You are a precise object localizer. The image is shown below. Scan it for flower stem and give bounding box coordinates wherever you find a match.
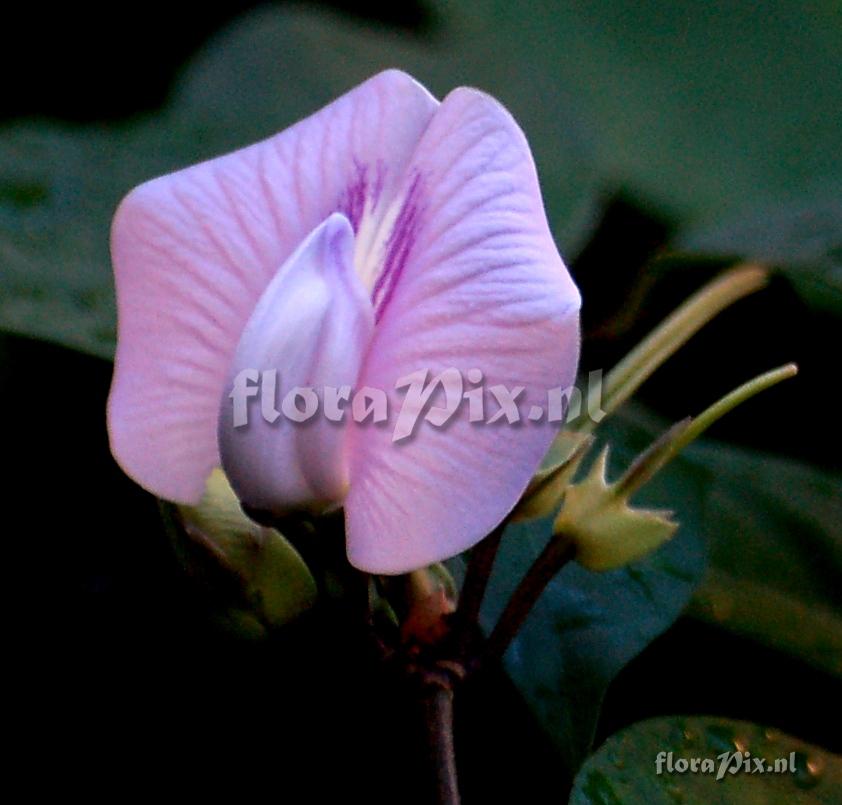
[455,524,505,657]
[673,363,798,452]
[485,532,576,660]
[421,677,460,805]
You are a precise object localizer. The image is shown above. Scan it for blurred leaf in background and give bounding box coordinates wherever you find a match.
[680,197,842,316]
[6,1,840,358]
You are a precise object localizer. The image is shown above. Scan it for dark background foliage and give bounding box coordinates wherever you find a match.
[4,2,840,801]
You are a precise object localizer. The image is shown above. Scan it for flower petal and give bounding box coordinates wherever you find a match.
[219,213,373,514]
[108,70,438,503]
[345,88,581,574]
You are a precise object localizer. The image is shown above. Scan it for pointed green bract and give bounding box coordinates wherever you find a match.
[554,364,797,571]
[554,447,678,571]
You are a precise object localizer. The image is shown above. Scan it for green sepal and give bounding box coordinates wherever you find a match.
[171,469,318,634]
[512,432,594,522]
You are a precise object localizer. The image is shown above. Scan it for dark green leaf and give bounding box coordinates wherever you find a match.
[571,716,842,804]
[481,413,708,774]
[480,390,841,771]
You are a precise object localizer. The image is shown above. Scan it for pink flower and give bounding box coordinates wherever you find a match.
[107,70,580,574]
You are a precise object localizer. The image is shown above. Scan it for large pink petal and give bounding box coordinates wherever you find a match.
[108,70,438,503]
[218,213,373,514]
[345,88,581,574]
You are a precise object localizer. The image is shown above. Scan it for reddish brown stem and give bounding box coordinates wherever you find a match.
[421,677,460,805]
[485,533,575,660]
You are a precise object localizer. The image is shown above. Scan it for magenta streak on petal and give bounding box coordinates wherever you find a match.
[370,172,423,323]
[338,159,369,232]
[371,159,387,209]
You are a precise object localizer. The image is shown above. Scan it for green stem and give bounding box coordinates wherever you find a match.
[573,263,768,434]
[673,363,798,452]
[616,362,798,499]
